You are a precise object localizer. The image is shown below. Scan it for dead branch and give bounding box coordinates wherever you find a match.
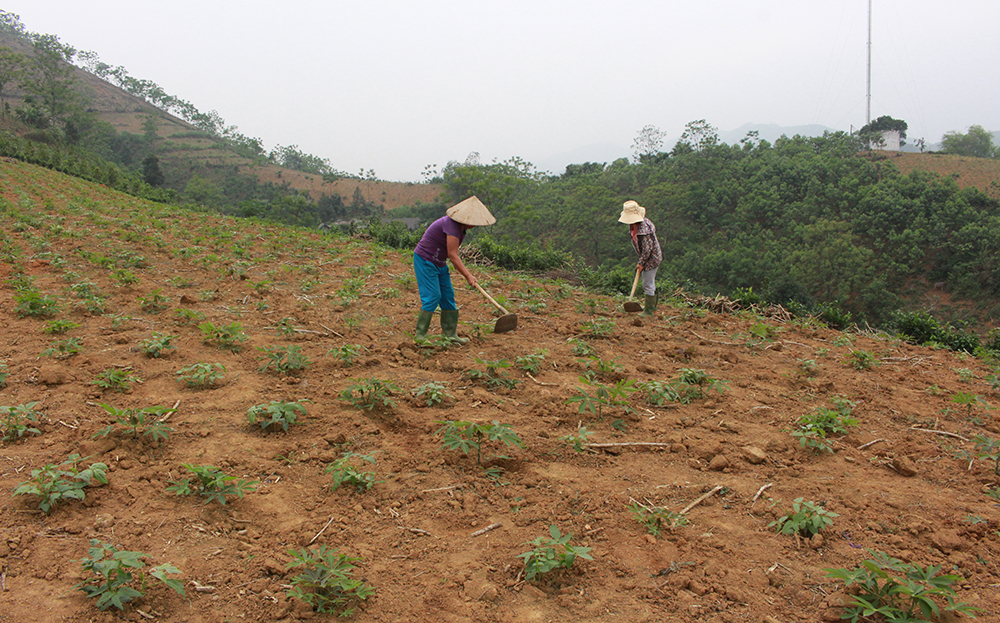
[309,515,336,545]
[680,485,724,515]
[910,427,968,442]
[401,526,433,537]
[858,438,888,450]
[526,373,558,387]
[750,483,773,505]
[585,442,672,449]
[471,522,502,537]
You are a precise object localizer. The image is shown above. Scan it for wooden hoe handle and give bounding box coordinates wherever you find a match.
[475,283,510,315]
[629,266,642,300]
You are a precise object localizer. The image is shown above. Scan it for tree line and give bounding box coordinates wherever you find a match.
[418,122,1000,333]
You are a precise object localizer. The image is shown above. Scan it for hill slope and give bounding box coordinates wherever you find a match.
[1,156,999,621]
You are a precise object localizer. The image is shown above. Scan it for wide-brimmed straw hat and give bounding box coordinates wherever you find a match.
[618,200,646,224]
[447,196,496,226]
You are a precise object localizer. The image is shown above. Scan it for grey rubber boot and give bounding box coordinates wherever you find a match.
[439,310,469,344]
[414,310,434,343]
[639,292,658,316]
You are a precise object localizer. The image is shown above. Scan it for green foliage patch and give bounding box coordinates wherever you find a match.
[74,539,185,611]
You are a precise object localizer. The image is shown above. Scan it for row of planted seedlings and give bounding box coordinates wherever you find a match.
[0,226,392,616]
[6,316,992,618]
[335,332,991,622]
[1,303,732,617]
[4,196,993,618]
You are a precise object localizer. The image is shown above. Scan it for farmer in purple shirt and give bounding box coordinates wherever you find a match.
[619,200,663,317]
[413,196,496,343]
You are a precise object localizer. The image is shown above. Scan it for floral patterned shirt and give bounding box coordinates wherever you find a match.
[629,218,662,270]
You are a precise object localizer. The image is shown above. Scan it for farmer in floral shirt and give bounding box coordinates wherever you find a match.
[618,200,662,316]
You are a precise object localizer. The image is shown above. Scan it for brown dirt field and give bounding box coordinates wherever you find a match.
[879,151,1000,199]
[1,160,999,623]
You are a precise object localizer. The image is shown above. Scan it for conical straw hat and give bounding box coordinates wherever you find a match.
[447,196,496,226]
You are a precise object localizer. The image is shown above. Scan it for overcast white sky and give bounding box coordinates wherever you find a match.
[8,1,1000,181]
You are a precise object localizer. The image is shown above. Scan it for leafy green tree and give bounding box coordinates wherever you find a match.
[675,119,719,152]
[941,125,997,158]
[859,115,908,146]
[632,124,666,162]
[441,154,542,220]
[21,33,81,129]
[141,155,165,187]
[0,47,26,119]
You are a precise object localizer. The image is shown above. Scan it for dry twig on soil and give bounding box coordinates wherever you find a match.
[680,485,724,515]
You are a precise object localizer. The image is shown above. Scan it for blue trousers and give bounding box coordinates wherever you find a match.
[414,253,457,312]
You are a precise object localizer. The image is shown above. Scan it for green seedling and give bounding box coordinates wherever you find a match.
[198,321,248,351]
[846,349,878,370]
[559,425,595,453]
[676,368,728,400]
[173,308,205,325]
[247,400,310,432]
[0,402,42,442]
[973,435,1000,475]
[515,350,548,375]
[258,345,312,374]
[578,355,624,382]
[327,344,368,366]
[825,550,979,622]
[139,333,176,358]
[463,358,521,390]
[951,392,990,419]
[74,539,185,611]
[138,288,170,313]
[954,368,975,383]
[341,378,399,411]
[112,268,139,287]
[413,381,452,407]
[0,362,6,389]
[566,377,636,420]
[580,318,616,338]
[518,525,593,581]
[41,337,82,359]
[628,502,690,536]
[795,358,820,377]
[792,396,858,453]
[325,453,380,493]
[436,420,523,465]
[44,319,80,334]
[166,463,258,506]
[90,368,141,392]
[637,380,682,406]
[92,403,175,444]
[14,290,60,317]
[770,498,838,537]
[13,453,108,514]
[175,362,226,388]
[567,338,597,357]
[286,545,374,617]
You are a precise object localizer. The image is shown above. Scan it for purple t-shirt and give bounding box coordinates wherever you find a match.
[414,216,465,267]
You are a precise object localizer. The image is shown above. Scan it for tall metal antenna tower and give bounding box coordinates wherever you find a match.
[866,0,872,125]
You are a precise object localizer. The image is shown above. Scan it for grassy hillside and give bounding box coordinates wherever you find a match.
[1,160,999,623]
[0,27,442,211]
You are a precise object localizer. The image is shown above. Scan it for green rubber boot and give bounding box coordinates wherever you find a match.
[440,309,469,344]
[639,292,658,317]
[414,310,434,343]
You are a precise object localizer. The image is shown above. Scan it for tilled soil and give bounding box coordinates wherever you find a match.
[1,160,998,623]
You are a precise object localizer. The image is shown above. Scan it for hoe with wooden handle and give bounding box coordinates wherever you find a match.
[624,266,643,313]
[474,283,518,333]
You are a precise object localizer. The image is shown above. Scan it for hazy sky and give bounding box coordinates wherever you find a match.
[9,1,1000,181]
